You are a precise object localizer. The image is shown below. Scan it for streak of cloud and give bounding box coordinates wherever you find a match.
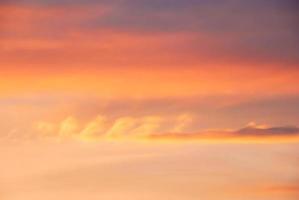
[149,122,299,142]
[34,113,194,141]
[34,115,299,142]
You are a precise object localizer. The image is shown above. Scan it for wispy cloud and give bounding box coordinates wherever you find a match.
[149,122,299,142]
[34,115,299,142]
[34,113,195,141]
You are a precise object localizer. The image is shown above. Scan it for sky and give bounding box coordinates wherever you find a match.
[0,0,299,140]
[0,0,299,199]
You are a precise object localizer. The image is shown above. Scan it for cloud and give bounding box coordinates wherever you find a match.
[236,122,299,136]
[171,114,194,133]
[3,94,299,142]
[34,113,194,141]
[58,117,80,138]
[148,122,299,142]
[106,117,137,138]
[34,115,299,142]
[79,115,108,139]
[130,116,163,136]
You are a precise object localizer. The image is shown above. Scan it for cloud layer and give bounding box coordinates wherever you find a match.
[34,114,299,142]
[148,122,299,142]
[35,113,194,141]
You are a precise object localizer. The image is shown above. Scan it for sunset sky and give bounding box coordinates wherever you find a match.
[0,0,299,199]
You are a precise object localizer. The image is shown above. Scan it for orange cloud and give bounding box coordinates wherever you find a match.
[148,123,299,143]
[34,113,193,141]
[34,115,299,143]
[80,115,108,139]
